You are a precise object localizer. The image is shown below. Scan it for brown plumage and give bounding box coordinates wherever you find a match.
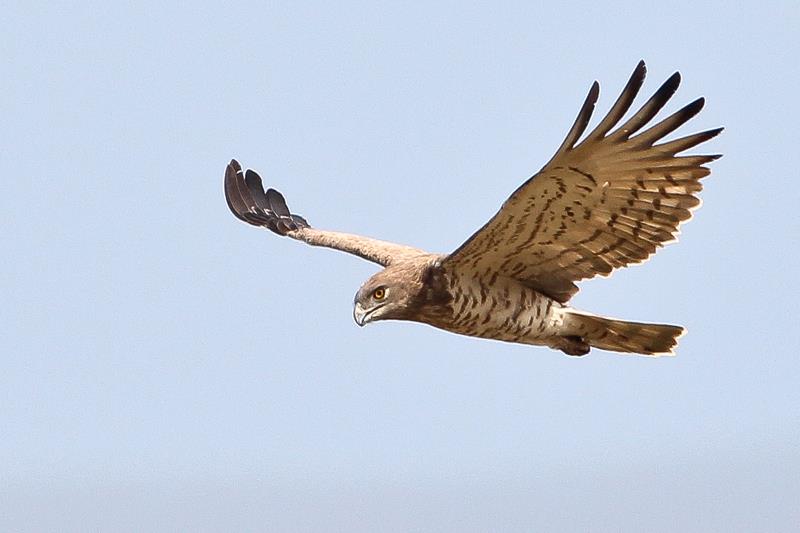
[225,61,721,357]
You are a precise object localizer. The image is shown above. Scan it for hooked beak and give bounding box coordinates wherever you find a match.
[353,303,369,327]
[353,302,385,327]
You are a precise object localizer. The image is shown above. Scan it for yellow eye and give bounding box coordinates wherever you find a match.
[372,287,386,300]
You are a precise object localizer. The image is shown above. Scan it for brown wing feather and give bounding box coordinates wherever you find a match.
[224,160,427,266]
[443,62,722,302]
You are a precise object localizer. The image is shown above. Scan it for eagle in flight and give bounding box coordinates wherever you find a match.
[225,61,721,356]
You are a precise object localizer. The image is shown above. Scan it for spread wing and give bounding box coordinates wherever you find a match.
[442,61,722,302]
[224,159,427,266]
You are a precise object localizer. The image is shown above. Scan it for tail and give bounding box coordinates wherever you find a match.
[562,310,685,356]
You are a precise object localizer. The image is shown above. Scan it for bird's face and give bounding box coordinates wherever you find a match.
[353,273,415,326]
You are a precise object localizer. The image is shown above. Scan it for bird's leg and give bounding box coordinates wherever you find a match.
[550,335,591,357]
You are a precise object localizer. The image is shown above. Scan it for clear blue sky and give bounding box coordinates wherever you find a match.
[2,2,798,531]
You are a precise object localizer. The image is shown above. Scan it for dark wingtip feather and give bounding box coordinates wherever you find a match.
[632,97,709,147]
[551,80,600,159]
[266,188,291,217]
[291,214,310,228]
[665,71,681,92]
[224,160,250,222]
[609,70,683,140]
[244,169,270,210]
[684,96,705,116]
[223,160,310,235]
[631,60,647,85]
[653,126,724,155]
[582,61,649,144]
[696,127,724,140]
[651,71,682,110]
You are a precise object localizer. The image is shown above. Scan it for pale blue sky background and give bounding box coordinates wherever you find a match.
[2,2,799,531]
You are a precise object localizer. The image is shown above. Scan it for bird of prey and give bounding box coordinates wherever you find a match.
[225,61,721,356]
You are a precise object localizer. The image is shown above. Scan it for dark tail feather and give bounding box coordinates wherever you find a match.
[564,310,684,356]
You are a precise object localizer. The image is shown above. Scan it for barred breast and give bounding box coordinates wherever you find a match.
[429,270,568,346]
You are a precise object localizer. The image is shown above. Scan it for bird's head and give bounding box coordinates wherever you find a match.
[352,266,422,327]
